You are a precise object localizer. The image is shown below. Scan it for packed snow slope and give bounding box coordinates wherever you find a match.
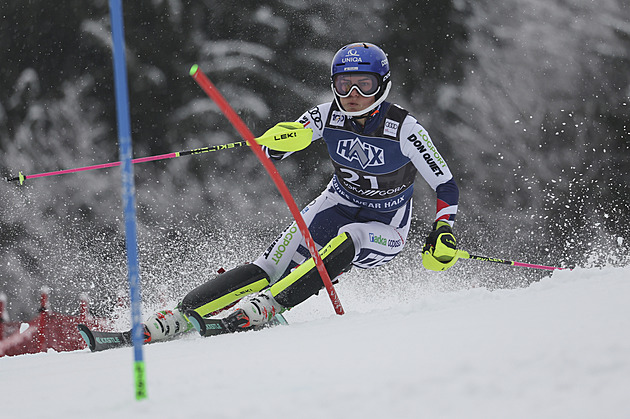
[1,266,629,419]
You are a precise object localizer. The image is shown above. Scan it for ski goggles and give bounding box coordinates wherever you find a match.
[332,72,381,98]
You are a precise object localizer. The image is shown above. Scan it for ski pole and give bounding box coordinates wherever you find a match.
[458,250,570,271]
[5,141,246,185]
[5,124,312,185]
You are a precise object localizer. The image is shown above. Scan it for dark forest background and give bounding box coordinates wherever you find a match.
[1,0,628,321]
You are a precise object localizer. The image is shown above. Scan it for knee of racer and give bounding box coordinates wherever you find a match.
[336,228,359,261]
[272,231,356,308]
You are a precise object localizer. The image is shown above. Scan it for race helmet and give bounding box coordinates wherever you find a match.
[330,42,392,117]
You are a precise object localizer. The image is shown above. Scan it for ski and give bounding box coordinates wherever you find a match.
[187,310,288,337]
[78,312,288,352]
[78,324,133,352]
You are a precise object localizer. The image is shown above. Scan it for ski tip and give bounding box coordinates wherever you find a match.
[77,324,96,352]
[189,64,199,76]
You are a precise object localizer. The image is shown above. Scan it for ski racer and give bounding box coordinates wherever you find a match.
[143,42,460,341]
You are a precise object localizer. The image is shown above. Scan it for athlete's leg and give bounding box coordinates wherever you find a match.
[220,231,356,331]
[142,264,270,343]
[254,187,342,283]
[271,231,356,307]
[198,189,359,331]
[229,200,413,327]
[340,220,410,269]
[157,188,339,333]
[269,216,410,310]
[180,264,271,317]
[145,196,413,339]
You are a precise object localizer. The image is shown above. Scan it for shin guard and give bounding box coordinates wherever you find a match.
[181,264,270,318]
[271,232,355,308]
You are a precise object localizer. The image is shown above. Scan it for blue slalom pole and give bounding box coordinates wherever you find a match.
[109,0,147,400]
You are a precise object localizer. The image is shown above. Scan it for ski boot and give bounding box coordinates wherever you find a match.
[143,307,192,343]
[222,290,284,332]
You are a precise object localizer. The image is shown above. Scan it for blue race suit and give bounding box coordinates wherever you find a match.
[254,101,459,283]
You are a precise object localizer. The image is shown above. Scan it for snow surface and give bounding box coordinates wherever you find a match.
[1,266,629,419]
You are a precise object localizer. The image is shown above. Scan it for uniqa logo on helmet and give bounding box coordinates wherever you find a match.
[342,49,362,63]
[330,42,392,117]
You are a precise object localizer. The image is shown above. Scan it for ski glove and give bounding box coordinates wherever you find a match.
[422,221,459,271]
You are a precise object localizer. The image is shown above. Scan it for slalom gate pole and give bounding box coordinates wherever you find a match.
[5,128,311,185]
[109,0,147,400]
[458,250,570,271]
[190,64,344,315]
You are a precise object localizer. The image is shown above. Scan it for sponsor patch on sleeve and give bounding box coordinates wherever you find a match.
[330,111,346,127]
[383,119,399,138]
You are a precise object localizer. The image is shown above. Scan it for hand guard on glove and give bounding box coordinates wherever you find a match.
[422,220,459,271]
